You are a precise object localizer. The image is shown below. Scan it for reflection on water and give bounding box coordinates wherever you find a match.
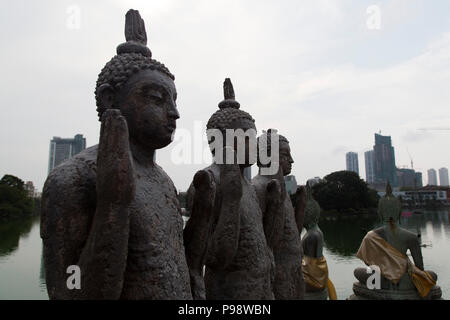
[0,210,449,300]
[320,215,378,256]
[0,215,48,300]
[0,217,34,257]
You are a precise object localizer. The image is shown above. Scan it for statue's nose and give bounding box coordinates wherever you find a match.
[168,102,180,120]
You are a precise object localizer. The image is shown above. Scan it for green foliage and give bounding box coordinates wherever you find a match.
[0,175,33,220]
[312,171,379,213]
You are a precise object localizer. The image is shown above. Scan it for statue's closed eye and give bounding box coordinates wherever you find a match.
[141,88,164,104]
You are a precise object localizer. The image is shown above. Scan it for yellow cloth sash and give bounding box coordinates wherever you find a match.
[302,256,337,300]
[356,230,436,298]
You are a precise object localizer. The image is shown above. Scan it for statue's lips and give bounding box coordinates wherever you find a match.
[165,123,176,132]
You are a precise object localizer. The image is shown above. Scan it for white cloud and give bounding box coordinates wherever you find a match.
[0,0,449,191]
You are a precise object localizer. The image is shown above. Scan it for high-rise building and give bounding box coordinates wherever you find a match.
[415,172,423,188]
[346,152,359,175]
[439,167,449,186]
[284,175,298,195]
[427,169,438,186]
[48,134,86,174]
[397,168,416,189]
[364,150,375,183]
[373,133,398,187]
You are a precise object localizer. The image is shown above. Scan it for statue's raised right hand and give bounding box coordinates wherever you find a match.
[266,179,283,209]
[96,109,135,206]
[193,169,216,210]
[219,146,243,201]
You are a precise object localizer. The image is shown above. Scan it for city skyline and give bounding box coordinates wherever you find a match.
[439,167,449,186]
[48,134,86,174]
[346,152,359,175]
[428,168,438,186]
[1,1,450,192]
[364,150,375,184]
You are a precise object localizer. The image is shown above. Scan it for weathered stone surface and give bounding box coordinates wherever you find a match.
[184,79,274,300]
[349,282,443,300]
[304,288,328,300]
[301,183,329,300]
[41,9,192,300]
[352,183,440,300]
[252,130,305,300]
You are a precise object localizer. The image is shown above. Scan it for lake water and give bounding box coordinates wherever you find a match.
[0,210,448,300]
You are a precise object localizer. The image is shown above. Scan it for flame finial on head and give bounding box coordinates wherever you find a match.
[117,9,152,57]
[218,78,240,109]
[386,181,392,196]
[224,78,235,100]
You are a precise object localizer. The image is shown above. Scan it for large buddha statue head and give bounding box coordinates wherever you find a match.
[303,183,321,229]
[95,9,179,150]
[206,79,256,167]
[378,182,402,224]
[256,129,293,176]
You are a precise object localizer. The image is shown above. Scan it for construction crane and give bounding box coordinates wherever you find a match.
[406,148,413,170]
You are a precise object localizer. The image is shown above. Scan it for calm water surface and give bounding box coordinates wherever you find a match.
[0,210,448,300]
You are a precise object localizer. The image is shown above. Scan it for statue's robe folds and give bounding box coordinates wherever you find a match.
[357,231,436,298]
[302,256,337,300]
[253,175,305,300]
[190,164,274,300]
[41,145,192,300]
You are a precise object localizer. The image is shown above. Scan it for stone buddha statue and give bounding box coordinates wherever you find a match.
[301,183,337,300]
[351,183,442,300]
[40,10,192,299]
[252,129,306,299]
[183,79,274,300]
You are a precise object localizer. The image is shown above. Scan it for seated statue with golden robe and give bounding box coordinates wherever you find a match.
[301,184,337,300]
[350,183,442,300]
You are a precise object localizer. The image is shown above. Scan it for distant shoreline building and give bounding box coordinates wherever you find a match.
[439,167,449,186]
[24,181,36,198]
[307,177,322,187]
[364,150,375,184]
[346,152,359,175]
[48,134,86,174]
[415,172,423,188]
[427,169,438,186]
[396,168,416,189]
[373,133,398,187]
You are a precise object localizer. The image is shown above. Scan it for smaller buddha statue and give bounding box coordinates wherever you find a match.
[183,78,274,300]
[351,183,442,300]
[301,183,337,300]
[252,129,306,300]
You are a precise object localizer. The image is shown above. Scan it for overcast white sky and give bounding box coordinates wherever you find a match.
[1,0,449,192]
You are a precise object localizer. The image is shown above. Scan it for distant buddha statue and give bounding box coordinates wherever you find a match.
[183,79,274,300]
[41,10,192,299]
[252,129,306,300]
[351,183,442,300]
[301,183,337,300]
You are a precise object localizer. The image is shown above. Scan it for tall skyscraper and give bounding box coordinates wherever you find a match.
[439,167,449,186]
[346,152,359,175]
[364,150,375,183]
[415,172,423,188]
[48,134,86,174]
[397,168,416,189]
[373,133,398,187]
[427,169,438,186]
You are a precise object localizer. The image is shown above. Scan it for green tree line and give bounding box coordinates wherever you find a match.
[0,174,37,220]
